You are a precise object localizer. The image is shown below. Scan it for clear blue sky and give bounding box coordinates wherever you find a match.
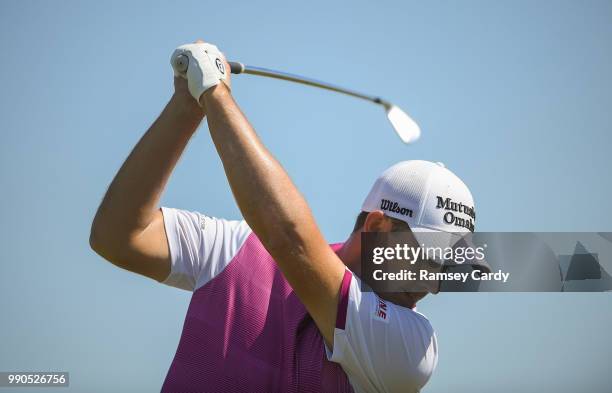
[1,1,611,392]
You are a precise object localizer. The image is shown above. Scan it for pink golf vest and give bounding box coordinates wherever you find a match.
[161,232,354,393]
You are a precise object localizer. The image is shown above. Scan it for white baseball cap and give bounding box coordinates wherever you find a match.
[361,160,492,284]
[362,160,476,233]
[362,160,492,279]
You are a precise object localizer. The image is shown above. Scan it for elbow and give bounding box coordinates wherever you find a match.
[89,213,142,271]
[89,215,120,261]
[89,217,107,257]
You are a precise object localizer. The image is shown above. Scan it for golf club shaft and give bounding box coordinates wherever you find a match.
[171,55,418,143]
[228,61,390,108]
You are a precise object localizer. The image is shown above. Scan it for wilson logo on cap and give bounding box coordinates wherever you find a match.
[380,199,414,217]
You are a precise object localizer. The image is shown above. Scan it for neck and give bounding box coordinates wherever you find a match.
[336,232,425,309]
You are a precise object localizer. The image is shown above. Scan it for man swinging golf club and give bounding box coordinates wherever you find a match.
[90,41,477,392]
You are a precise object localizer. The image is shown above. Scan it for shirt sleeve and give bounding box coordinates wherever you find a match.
[160,207,252,292]
[326,271,438,393]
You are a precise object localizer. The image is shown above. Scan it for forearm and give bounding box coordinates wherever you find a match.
[203,86,318,252]
[92,94,204,241]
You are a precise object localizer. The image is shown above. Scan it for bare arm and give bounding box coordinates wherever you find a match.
[202,84,346,347]
[90,78,205,281]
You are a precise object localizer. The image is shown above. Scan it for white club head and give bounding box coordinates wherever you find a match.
[385,105,421,144]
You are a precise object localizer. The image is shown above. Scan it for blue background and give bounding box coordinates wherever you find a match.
[1,1,611,392]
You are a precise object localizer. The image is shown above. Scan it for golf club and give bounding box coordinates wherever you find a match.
[172,55,420,143]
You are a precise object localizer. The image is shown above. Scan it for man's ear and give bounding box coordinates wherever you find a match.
[363,211,394,232]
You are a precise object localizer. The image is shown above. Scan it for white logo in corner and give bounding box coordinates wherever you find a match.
[373,298,390,323]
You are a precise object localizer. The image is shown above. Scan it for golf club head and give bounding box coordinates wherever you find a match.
[386,105,421,144]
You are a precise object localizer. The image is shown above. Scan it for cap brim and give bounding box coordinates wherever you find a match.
[410,226,492,274]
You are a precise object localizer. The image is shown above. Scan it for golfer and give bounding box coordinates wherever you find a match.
[90,41,477,392]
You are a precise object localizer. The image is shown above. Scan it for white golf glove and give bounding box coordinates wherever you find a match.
[170,42,228,104]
